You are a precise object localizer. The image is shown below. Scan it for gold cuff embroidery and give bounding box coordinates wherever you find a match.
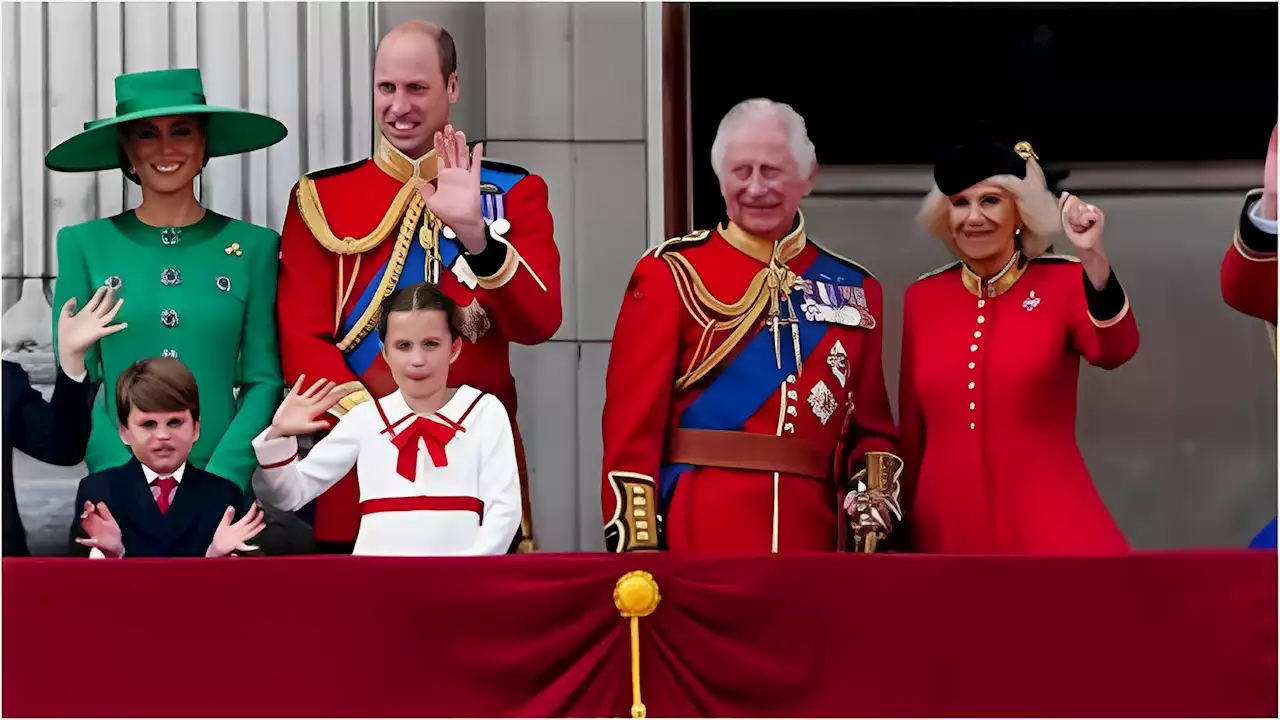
[473,241,519,290]
[1234,227,1278,262]
[1089,294,1130,329]
[473,224,549,293]
[604,472,660,552]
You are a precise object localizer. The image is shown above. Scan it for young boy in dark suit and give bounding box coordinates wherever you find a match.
[72,357,265,558]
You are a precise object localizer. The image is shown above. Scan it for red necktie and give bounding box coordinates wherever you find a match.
[153,477,177,514]
[390,417,462,482]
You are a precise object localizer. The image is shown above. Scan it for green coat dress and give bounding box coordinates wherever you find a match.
[52,210,283,490]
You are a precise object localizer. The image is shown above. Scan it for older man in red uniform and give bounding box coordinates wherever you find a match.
[601,99,903,554]
[277,21,561,552]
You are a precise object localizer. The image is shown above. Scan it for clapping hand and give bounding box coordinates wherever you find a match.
[416,124,486,253]
[58,286,127,378]
[206,503,266,557]
[76,501,124,557]
[267,375,347,440]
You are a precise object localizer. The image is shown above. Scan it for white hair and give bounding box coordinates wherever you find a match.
[915,153,1063,259]
[710,98,816,179]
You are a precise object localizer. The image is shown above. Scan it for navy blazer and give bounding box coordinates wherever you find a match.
[3,360,95,556]
[69,458,245,558]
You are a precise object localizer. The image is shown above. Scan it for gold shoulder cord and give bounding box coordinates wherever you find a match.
[336,193,426,352]
[661,248,800,392]
[296,176,417,256]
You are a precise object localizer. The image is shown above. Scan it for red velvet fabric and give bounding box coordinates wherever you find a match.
[3,551,1275,717]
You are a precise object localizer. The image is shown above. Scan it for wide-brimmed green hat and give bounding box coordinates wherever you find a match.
[45,68,287,173]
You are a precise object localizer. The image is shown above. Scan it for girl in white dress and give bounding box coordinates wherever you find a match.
[251,282,522,556]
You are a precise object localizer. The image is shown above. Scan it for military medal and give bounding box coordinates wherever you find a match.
[798,279,876,330]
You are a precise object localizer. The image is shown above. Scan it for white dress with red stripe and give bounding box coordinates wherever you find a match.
[251,385,522,556]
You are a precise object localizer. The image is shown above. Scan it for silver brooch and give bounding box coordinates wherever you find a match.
[104,275,122,290]
[160,309,179,328]
[162,349,178,359]
[161,268,182,286]
[161,227,181,246]
[1023,291,1041,312]
[216,276,231,292]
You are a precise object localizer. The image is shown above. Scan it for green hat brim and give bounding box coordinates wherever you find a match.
[44,104,287,173]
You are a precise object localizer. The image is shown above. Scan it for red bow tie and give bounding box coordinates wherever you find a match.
[390,417,462,482]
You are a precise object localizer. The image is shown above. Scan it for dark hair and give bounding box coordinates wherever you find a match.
[115,357,201,426]
[116,114,211,186]
[377,282,461,343]
[435,27,458,78]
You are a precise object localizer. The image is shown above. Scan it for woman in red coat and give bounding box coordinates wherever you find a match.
[900,140,1139,554]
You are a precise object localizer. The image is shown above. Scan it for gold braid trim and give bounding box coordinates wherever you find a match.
[296,176,417,256]
[662,252,781,392]
[326,381,372,419]
[336,193,425,352]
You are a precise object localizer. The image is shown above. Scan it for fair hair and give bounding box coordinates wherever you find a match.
[710,98,817,179]
[915,154,1062,259]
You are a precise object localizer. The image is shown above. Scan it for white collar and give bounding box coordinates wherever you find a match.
[377,386,480,425]
[141,461,186,484]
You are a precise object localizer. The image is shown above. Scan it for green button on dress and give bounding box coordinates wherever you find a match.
[52,210,284,490]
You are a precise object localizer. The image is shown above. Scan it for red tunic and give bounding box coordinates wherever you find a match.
[600,216,900,553]
[277,137,561,544]
[899,253,1139,554]
[1220,190,1277,324]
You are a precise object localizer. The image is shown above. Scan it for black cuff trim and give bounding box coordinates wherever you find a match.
[1083,267,1127,322]
[1239,190,1277,254]
[463,224,509,276]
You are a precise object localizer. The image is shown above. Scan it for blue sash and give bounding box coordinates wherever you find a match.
[339,165,525,377]
[341,231,462,377]
[657,250,864,512]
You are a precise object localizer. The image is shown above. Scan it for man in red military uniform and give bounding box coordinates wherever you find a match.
[277,20,560,552]
[601,99,903,554]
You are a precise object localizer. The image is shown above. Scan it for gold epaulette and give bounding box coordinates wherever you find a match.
[652,230,711,258]
[295,174,417,255]
[917,261,960,281]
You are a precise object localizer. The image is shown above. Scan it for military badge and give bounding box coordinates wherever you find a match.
[827,339,849,388]
[807,379,837,425]
[456,298,492,343]
[1023,290,1041,312]
[797,279,876,329]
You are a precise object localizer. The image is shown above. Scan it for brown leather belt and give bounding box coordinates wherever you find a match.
[665,428,831,481]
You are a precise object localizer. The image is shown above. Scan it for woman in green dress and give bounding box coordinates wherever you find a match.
[45,68,287,490]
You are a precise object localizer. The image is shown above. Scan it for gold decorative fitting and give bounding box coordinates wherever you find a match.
[1014,141,1038,160]
[614,571,661,719]
[224,242,242,256]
